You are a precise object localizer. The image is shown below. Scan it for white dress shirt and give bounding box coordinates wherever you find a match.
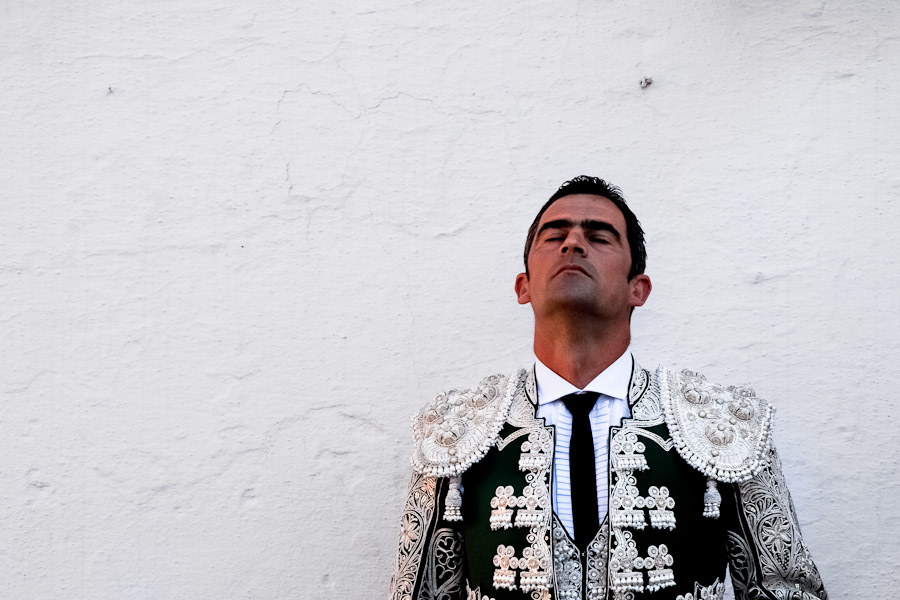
[534,350,633,537]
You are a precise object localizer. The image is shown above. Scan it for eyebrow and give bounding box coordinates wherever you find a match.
[537,219,622,241]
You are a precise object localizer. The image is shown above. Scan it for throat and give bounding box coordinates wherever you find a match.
[533,324,630,389]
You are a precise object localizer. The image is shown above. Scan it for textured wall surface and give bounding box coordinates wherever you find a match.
[2,1,898,598]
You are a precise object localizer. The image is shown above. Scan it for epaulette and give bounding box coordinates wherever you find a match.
[411,369,526,478]
[659,368,774,483]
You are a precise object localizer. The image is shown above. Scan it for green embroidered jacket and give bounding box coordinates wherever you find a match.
[388,363,827,600]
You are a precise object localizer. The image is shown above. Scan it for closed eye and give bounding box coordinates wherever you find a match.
[538,218,622,246]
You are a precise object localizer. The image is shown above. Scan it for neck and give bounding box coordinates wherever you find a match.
[533,316,631,389]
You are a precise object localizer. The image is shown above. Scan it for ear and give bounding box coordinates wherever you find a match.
[515,272,531,305]
[628,274,652,308]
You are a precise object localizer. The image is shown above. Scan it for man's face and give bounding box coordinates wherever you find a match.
[515,194,651,321]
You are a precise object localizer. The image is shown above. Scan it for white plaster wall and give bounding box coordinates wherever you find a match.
[1,1,898,598]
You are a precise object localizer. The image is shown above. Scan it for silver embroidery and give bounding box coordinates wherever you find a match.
[725,530,754,596]
[609,372,684,597]
[645,485,676,530]
[609,529,643,594]
[551,515,582,600]
[512,472,554,593]
[506,384,542,429]
[519,428,554,471]
[389,473,438,600]
[628,364,664,424]
[466,583,497,600]
[514,484,548,528]
[609,424,650,594]
[518,536,553,593]
[489,485,516,530]
[661,368,773,483]
[551,515,610,600]
[642,544,675,592]
[511,413,554,595]
[413,370,526,478]
[525,367,538,408]
[610,471,647,530]
[586,520,610,600]
[610,431,648,472]
[734,448,827,598]
[499,380,547,450]
[630,427,674,452]
[421,528,466,600]
[487,376,555,596]
[492,544,518,589]
[402,364,817,600]
[675,577,725,600]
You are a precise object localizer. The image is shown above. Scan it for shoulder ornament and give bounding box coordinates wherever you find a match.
[660,367,774,483]
[412,369,526,477]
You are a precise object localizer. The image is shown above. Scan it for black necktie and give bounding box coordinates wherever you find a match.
[561,391,601,552]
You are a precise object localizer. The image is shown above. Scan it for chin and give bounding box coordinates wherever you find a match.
[545,294,603,315]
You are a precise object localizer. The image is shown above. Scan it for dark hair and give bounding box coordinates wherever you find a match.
[523,175,647,279]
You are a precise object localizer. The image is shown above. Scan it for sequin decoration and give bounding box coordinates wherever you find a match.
[518,427,553,471]
[611,431,649,472]
[609,530,643,594]
[514,485,548,528]
[645,485,676,530]
[518,535,552,593]
[610,472,647,530]
[492,545,518,590]
[642,544,675,592]
[489,485,516,530]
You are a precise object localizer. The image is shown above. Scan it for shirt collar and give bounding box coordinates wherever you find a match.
[534,349,633,406]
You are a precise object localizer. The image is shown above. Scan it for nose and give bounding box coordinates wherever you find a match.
[561,232,586,255]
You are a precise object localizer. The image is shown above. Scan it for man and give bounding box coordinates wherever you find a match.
[388,176,827,600]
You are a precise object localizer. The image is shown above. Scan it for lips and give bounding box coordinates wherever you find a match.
[555,264,590,277]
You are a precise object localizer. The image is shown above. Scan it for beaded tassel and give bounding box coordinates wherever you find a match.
[611,509,647,530]
[703,477,721,519]
[444,475,463,521]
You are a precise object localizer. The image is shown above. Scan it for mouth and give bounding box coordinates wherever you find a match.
[555,264,590,277]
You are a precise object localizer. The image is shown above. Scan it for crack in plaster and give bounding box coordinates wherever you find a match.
[6,369,60,394]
